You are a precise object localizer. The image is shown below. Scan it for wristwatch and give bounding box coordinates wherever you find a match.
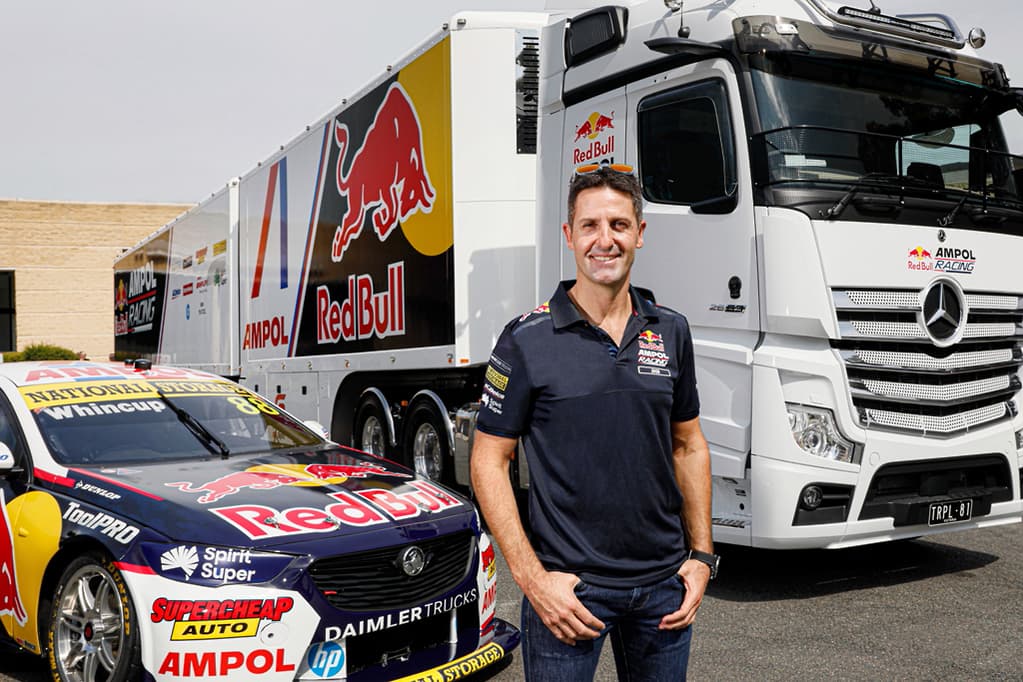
[685,549,720,580]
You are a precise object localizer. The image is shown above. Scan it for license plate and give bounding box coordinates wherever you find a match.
[928,498,973,525]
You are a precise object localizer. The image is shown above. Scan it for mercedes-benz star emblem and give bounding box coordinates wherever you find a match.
[400,546,427,576]
[920,279,966,348]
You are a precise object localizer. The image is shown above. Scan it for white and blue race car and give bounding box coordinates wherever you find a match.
[0,360,515,681]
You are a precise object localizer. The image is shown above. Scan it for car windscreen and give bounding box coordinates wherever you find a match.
[20,378,322,465]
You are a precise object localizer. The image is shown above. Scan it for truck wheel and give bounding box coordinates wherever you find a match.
[404,401,451,482]
[353,395,388,457]
[48,553,141,682]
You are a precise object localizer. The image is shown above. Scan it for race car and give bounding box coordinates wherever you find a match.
[0,360,516,681]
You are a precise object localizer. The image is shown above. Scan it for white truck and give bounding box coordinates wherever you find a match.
[116,0,1023,549]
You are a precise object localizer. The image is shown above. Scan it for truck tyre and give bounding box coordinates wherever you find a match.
[48,552,141,682]
[353,394,389,457]
[403,400,451,482]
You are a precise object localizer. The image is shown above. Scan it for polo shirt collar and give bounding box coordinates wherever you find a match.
[549,280,659,330]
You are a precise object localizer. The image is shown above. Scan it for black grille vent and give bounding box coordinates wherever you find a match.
[516,33,540,154]
[309,531,475,611]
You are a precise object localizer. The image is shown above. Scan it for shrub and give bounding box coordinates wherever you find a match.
[1,351,24,363]
[19,343,79,361]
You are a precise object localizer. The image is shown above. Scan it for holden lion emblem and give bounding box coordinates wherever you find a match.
[400,546,427,577]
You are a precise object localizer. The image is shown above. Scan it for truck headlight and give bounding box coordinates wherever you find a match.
[786,404,859,464]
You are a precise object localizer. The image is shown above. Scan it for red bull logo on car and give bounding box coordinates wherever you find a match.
[331,83,436,261]
[165,463,411,504]
[0,493,27,626]
[213,480,463,539]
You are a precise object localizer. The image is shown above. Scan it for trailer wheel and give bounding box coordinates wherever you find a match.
[353,394,389,457]
[48,552,141,682]
[403,401,451,482]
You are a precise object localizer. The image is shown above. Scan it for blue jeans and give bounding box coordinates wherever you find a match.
[521,573,692,682]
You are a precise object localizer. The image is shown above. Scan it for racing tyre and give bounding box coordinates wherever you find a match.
[353,394,389,457]
[403,400,452,483]
[48,553,141,682]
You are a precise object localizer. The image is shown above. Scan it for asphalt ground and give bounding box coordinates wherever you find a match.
[4,522,1021,681]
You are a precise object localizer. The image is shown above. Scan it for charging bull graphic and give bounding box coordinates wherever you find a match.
[574,112,614,142]
[166,463,411,504]
[0,493,27,626]
[331,82,436,261]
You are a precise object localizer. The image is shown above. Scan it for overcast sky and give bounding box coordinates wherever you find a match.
[1,0,1018,204]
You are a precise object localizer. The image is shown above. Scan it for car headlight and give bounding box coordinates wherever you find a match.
[141,542,295,586]
[786,404,859,464]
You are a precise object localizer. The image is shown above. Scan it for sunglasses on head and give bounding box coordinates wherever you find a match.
[573,163,635,178]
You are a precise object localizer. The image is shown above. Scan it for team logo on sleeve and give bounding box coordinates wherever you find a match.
[519,302,550,321]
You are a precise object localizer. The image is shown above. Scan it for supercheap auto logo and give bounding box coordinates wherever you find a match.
[151,596,293,642]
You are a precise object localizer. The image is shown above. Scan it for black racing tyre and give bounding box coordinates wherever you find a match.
[353,394,389,458]
[48,553,141,682]
[402,400,452,483]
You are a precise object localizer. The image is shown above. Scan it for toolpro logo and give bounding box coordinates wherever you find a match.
[165,463,410,504]
[331,82,436,261]
[573,111,616,165]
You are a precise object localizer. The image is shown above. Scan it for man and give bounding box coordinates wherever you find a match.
[471,164,717,681]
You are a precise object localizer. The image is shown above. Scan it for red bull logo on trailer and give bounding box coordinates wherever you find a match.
[331,82,436,261]
[165,463,411,504]
[295,38,455,357]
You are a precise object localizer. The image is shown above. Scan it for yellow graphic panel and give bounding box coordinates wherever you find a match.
[397,38,453,257]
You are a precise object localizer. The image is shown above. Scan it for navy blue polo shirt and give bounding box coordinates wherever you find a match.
[476,280,700,588]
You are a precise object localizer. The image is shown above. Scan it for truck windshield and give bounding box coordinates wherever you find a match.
[22,379,323,465]
[747,52,1023,230]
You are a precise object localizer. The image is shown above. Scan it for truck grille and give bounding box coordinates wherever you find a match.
[309,531,475,611]
[832,287,1023,436]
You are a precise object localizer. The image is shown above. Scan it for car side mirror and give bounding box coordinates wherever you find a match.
[304,420,332,441]
[0,443,15,473]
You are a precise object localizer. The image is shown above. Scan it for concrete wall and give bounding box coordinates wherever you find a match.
[0,200,192,360]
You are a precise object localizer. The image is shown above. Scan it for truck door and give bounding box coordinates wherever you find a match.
[624,60,760,482]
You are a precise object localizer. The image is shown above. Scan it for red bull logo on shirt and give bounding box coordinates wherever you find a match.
[331,83,436,261]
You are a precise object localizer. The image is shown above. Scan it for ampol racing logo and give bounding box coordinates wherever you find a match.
[573,111,616,165]
[165,462,411,504]
[907,245,976,274]
[331,82,436,261]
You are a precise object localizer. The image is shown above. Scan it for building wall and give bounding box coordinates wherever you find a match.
[0,200,192,360]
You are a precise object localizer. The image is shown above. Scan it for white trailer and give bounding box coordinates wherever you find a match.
[117,1,1023,548]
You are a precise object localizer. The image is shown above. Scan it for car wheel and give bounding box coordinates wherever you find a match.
[403,401,451,482]
[48,553,141,682]
[354,395,388,457]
